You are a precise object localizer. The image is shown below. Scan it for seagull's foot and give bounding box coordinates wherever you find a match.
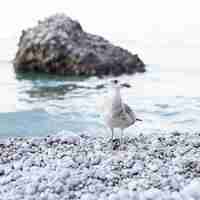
[109,138,127,151]
[112,138,120,150]
[119,139,128,151]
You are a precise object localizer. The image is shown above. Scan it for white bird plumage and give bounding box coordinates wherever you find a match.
[105,80,141,147]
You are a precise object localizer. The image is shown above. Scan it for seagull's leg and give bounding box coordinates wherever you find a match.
[111,128,114,147]
[120,128,124,149]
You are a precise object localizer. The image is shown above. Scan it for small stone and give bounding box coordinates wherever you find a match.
[90,154,101,165]
[81,193,97,200]
[26,182,38,195]
[128,181,137,190]
[117,189,131,200]
[0,168,5,176]
[181,180,200,199]
[131,161,144,175]
[54,182,64,194]
[142,188,162,200]
[69,177,81,189]
[108,193,120,200]
[149,164,159,172]
[40,192,49,200]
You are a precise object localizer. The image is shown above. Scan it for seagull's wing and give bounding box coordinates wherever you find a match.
[123,103,136,122]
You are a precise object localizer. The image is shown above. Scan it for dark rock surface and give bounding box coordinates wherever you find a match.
[13,14,145,77]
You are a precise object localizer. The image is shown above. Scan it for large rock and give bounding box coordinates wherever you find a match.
[14,14,145,77]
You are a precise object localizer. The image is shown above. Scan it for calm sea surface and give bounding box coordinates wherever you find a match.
[1,40,200,137]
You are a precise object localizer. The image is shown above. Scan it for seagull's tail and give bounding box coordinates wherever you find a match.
[136,118,142,122]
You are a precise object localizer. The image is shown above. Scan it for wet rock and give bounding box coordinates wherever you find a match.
[14,14,145,77]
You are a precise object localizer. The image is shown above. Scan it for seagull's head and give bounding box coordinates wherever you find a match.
[111,80,120,90]
[111,79,131,89]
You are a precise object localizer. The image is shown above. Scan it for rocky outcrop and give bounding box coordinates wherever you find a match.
[14,14,145,77]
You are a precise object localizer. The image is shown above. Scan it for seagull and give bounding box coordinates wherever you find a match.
[105,80,142,148]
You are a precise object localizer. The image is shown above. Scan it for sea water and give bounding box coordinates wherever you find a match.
[1,40,200,137]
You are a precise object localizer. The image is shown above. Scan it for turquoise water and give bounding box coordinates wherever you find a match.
[1,55,200,137]
[1,41,200,137]
[0,63,104,137]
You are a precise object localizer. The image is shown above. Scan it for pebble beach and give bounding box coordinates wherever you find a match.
[0,1,199,200]
[0,131,200,200]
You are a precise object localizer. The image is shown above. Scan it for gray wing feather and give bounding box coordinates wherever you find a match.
[124,103,136,122]
[112,106,124,117]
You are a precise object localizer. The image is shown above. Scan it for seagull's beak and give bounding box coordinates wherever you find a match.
[136,118,142,122]
[120,83,131,88]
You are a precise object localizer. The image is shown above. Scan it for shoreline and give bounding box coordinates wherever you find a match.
[0,131,200,199]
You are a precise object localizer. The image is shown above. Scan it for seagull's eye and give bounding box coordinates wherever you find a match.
[113,80,118,84]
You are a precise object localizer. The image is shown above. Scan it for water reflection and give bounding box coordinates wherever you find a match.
[15,70,87,82]
[26,84,83,99]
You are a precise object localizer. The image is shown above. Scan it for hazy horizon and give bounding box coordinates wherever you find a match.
[1,0,200,67]
[1,0,200,42]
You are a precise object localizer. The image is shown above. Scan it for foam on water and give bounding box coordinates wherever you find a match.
[1,46,200,137]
